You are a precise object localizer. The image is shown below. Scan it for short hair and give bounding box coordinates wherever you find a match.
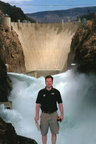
[45,75,53,81]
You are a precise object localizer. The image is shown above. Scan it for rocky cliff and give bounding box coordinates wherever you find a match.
[0,57,11,102]
[0,25,26,73]
[69,18,96,72]
[0,117,37,144]
[0,117,17,144]
[0,1,36,23]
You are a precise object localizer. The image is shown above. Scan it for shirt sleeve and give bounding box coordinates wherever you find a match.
[36,91,41,104]
[56,90,63,103]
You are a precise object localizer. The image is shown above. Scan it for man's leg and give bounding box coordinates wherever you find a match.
[42,135,47,144]
[51,134,56,144]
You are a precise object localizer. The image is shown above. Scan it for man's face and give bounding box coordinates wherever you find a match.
[45,78,53,88]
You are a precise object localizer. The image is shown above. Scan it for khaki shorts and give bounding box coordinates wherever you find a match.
[40,111,59,135]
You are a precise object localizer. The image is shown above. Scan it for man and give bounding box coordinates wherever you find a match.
[34,75,64,144]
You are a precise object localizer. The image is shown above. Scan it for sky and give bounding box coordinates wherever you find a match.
[1,0,96,13]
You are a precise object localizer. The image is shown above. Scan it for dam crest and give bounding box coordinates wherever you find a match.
[1,16,79,77]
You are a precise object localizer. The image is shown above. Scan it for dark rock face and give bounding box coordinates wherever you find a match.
[70,19,96,72]
[0,117,17,144]
[0,57,11,102]
[0,118,37,144]
[0,25,26,73]
[17,135,38,144]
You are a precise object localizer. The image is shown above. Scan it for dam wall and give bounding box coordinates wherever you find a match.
[10,21,79,76]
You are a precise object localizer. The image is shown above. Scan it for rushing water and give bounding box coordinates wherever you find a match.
[0,70,96,144]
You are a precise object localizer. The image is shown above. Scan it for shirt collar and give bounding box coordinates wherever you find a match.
[45,86,53,91]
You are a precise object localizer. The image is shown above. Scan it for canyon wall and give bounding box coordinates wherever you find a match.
[0,24,26,73]
[69,19,96,73]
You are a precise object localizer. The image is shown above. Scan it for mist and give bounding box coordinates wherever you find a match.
[0,70,96,144]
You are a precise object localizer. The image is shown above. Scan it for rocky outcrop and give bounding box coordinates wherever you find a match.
[0,117,37,144]
[69,18,96,72]
[0,25,26,73]
[0,117,17,144]
[0,1,36,23]
[0,57,11,102]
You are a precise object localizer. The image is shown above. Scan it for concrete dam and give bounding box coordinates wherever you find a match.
[2,16,79,77]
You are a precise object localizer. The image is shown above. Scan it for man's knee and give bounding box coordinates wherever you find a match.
[42,135,47,137]
[52,134,56,137]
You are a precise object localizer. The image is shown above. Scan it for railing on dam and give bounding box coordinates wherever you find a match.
[25,70,61,77]
[11,21,78,32]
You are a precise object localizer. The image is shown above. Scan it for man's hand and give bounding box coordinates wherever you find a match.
[57,115,64,122]
[34,115,39,123]
[34,104,40,123]
[58,103,64,122]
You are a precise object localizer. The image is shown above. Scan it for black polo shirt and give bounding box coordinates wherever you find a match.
[36,87,63,113]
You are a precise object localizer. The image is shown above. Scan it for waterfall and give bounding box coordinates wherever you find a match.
[0,70,96,144]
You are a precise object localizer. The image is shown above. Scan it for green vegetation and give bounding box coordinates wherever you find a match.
[77,10,96,21]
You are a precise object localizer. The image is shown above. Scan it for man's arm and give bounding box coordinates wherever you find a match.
[34,104,40,123]
[58,103,64,121]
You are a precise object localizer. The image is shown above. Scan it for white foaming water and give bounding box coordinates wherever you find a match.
[0,70,96,144]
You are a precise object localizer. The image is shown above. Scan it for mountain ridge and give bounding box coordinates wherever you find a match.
[26,6,96,23]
